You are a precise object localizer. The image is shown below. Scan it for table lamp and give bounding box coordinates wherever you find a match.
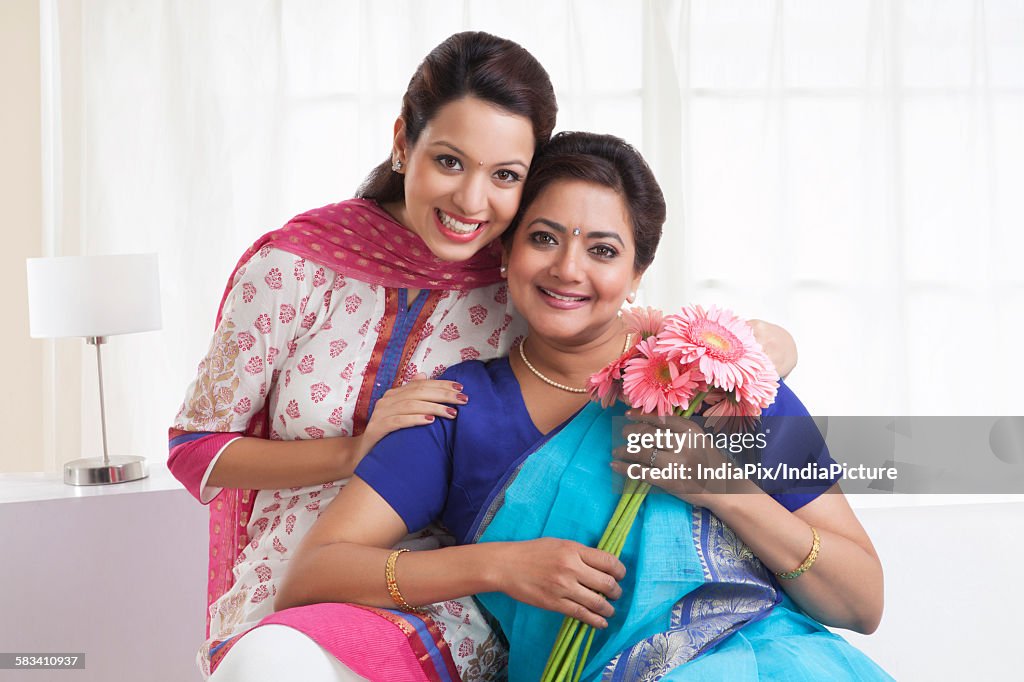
[26,254,162,485]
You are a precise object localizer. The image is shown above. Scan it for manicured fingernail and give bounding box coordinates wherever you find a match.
[446,407,458,417]
[451,383,464,391]
[457,393,469,403]
[424,415,435,422]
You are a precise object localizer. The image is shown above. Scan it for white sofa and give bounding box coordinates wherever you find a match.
[1,465,1018,680]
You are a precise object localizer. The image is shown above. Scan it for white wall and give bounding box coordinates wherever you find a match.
[0,0,45,472]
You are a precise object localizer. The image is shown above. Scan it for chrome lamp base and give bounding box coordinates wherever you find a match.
[64,455,148,486]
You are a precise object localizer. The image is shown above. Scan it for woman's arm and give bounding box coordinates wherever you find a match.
[711,482,883,634]
[202,436,363,490]
[205,376,468,490]
[614,414,882,634]
[170,244,466,495]
[276,476,625,630]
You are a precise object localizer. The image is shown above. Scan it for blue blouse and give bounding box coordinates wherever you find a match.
[355,357,837,545]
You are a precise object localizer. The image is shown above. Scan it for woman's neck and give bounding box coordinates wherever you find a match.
[512,322,629,392]
[379,200,410,231]
[509,322,629,434]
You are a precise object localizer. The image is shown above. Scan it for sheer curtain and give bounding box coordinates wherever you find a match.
[40,0,644,469]
[41,0,1023,470]
[643,0,1024,417]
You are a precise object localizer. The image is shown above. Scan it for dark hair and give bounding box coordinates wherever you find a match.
[357,32,557,202]
[502,131,665,271]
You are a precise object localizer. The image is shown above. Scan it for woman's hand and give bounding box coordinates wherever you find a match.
[612,411,743,510]
[357,373,468,458]
[748,319,797,378]
[491,538,625,629]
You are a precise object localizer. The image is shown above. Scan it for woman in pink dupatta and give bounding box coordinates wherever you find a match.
[169,32,556,679]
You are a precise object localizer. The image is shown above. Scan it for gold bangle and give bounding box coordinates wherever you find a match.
[385,548,426,613]
[775,526,821,580]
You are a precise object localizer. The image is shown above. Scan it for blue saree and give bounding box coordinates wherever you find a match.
[473,402,893,681]
[358,358,893,681]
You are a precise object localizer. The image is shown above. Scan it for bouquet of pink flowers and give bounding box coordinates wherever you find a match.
[541,304,780,682]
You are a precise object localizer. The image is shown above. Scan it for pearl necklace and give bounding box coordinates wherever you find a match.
[518,333,634,394]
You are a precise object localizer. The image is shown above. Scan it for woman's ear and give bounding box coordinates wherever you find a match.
[392,117,408,166]
[627,271,645,304]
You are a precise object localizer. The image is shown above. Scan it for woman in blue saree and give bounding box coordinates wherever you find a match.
[273,132,893,681]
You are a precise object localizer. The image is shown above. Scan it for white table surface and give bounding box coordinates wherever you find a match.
[0,458,182,504]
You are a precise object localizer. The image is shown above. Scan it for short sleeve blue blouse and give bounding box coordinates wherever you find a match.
[355,357,837,545]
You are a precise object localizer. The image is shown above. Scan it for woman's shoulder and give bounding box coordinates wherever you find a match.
[762,378,811,418]
[436,357,514,397]
[229,198,379,281]
[230,242,345,292]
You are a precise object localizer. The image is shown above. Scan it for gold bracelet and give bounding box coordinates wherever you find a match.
[385,548,426,613]
[775,526,821,580]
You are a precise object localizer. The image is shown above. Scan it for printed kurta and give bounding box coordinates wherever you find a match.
[171,233,523,677]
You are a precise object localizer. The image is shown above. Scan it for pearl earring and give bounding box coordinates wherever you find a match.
[500,265,508,276]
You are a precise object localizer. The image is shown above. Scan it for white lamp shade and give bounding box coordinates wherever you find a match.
[26,254,162,338]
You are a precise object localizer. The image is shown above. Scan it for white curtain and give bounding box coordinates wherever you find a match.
[41,0,645,468]
[41,0,1024,470]
[642,0,1024,418]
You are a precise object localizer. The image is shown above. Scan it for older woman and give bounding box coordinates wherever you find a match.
[223,132,893,681]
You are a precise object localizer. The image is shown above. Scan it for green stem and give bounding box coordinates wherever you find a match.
[558,620,590,682]
[547,397,710,680]
[681,391,707,419]
[564,481,649,679]
[544,617,582,682]
[596,479,636,550]
[541,616,575,682]
[607,481,649,557]
[572,624,599,682]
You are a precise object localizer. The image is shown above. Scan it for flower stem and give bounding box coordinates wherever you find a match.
[541,617,575,681]
[573,626,598,682]
[543,396,706,679]
[542,617,582,682]
[681,391,707,419]
[596,478,637,550]
[557,624,588,681]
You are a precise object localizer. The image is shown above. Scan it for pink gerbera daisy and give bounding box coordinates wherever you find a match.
[621,338,701,416]
[657,305,774,393]
[587,352,630,408]
[703,389,763,433]
[621,306,666,340]
[735,364,779,409]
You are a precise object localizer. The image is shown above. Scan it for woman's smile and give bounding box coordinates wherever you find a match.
[536,285,591,309]
[434,208,488,243]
